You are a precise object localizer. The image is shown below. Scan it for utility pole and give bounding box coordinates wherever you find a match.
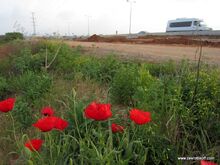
[127,0,136,36]
[85,15,91,36]
[68,23,70,36]
[32,12,36,36]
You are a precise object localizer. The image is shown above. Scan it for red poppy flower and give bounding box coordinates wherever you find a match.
[129,109,151,125]
[25,139,43,152]
[41,106,54,116]
[33,116,68,132]
[84,102,112,121]
[0,98,16,113]
[54,117,68,130]
[111,123,124,133]
[201,160,217,165]
[33,117,57,132]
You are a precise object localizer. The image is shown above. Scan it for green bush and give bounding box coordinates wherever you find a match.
[30,41,81,74]
[133,65,164,110]
[146,60,177,77]
[4,32,24,42]
[78,57,101,80]
[181,69,220,143]
[55,45,80,73]
[0,76,9,99]
[130,63,220,159]
[73,55,120,83]
[11,71,52,101]
[0,35,5,44]
[110,65,138,105]
[11,47,47,74]
[0,57,13,77]
[12,97,33,129]
[12,48,33,74]
[98,56,120,83]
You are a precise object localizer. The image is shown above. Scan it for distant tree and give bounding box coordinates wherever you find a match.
[0,35,5,43]
[4,32,24,41]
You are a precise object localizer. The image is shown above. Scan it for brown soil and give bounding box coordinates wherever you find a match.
[83,34,220,48]
[86,34,128,43]
[66,41,220,65]
[0,45,13,58]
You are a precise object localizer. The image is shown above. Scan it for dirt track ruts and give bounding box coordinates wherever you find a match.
[66,41,220,65]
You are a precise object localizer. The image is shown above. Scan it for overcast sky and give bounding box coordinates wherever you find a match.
[0,0,219,36]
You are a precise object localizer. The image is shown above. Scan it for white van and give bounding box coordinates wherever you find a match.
[166,18,212,32]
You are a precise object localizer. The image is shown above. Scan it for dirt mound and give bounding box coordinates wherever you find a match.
[87,34,105,42]
[87,34,129,43]
[105,36,128,43]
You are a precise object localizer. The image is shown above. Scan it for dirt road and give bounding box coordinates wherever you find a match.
[66,41,220,65]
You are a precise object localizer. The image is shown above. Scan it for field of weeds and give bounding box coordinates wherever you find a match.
[0,40,219,164]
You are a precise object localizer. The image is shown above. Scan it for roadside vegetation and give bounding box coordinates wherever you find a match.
[0,32,24,44]
[0,39,219,164]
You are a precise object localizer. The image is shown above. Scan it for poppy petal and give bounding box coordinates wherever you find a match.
[33,117,57,132]
[41,106,55,116]
[111,123,124,133]
[129,109,151,125]
[54,117,68,130]
[25,139,43,152]
[84,102,112,121]
[0,98,16,113]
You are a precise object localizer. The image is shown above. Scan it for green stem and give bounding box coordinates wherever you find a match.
[45,132,53,164]
[72,89,82,140]
[131,122,138,141]
[9,112,20,149]
[108,119,113,150]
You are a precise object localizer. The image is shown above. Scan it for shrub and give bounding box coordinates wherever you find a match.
[133,65,163,110]
[181,69,220,143]
[55,45,80,73]
[0,76,9,99]
[12,48,33,74]
[78,57,101,80]
[11,46,48,74]
[98,55,120,83]
[4,32,24,42]
[0,35,5,44]
[73,55,120,83]
[11,71,52,101]
[110,65,138,105]
[146,60,177,77]
[0,57,13,77]
[12,97,33,129]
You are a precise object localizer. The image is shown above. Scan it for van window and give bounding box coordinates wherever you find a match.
[193,21,199,26]
[170,21,192,27]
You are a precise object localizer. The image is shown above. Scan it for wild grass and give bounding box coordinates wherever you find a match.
[0,40,219,164]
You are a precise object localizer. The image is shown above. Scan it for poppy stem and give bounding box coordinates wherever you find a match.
[106,87,111,103]
[49,133,53,163]
[72,88,82,140]
[108,119,113,150]
[45,132,53,163]
[131,122,138,141]
[9,112,20,149]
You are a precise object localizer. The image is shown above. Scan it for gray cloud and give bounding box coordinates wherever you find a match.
[0,0,219,35]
